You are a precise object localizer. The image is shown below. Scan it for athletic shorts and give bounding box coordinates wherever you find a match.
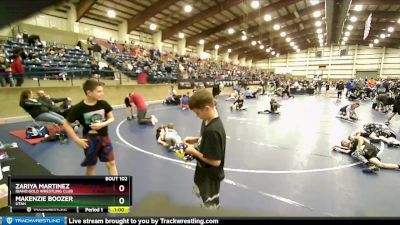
[124,97,131,107]
[194,175,221,209]
[81,134,114,167]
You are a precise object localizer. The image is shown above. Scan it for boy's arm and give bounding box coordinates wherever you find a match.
[185,146,221,167]
[64,120,88,149]
[158,137,169,146]
[333,145,350,154]
[90,111,114,130]
[184,136,200,144]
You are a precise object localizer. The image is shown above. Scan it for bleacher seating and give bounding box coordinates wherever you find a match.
[2,39,101,80]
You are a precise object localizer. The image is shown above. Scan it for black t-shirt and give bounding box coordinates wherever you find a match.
[66,100,112,136]
[195,117,226,181]
[336,83,344,91]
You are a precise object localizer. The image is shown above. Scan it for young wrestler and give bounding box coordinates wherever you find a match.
[156,123,194,161]
[353,123,400,147]
[184,89,226,209]
[334,135,400,172]
[230,93,247,111]
[258,98,281,114]
[64,79,118,176]
[337,103,360,120]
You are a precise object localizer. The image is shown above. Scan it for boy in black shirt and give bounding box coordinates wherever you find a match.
[184,89,226,209]
[64,79,118,176]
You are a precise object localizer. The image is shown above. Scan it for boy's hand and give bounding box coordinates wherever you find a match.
[184,145,197,155]
[75,138,88,149]
[90,122,105,130]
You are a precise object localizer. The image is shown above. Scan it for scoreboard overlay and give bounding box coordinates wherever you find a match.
[8,176,132,213]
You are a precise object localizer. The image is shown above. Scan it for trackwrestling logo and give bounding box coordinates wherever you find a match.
[3,217,64,225]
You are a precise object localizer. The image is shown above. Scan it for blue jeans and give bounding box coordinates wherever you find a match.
[35,111,65,125]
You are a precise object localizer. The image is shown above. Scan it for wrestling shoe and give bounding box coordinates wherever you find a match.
[362,163,379,173]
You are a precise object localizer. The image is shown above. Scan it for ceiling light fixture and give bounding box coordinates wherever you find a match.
[313,11,321,18]
[318,34,323,39]
[273,24,281,30]
[259,45,264,49]
[214,44,220,49]
[280,32,286,37]
[347,25,353,30]
[350,16,357,22]
[107,10,116,18]
[317,28,323,34]
[178,32,185,39]
[310,0,319,6]
[344,31,350,36]
[241,35,247,41]
[343,36,348,41]
[251,41,257,46]
[315,21,322,27]
[369,43,373,48]
[184,4,192,13]
[250,0,260,9]
[380,33,386,39]
[354,5,363,11]
[373,39,379,44]
[388,27,394,33]
[149,23,157,30]
[228,49,232,53]
[199,39,205,45]
[264,14,272,21]
[228,28,235,34]
[285,37,291,42]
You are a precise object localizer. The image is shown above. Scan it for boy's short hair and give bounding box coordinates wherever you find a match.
[83,79,104,95]
[167,123,174,129]
[189,89,215,109]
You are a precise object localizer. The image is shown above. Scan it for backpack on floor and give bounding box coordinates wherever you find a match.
[25,125,49,139]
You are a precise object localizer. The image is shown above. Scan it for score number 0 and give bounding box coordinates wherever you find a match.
[118,184,125,205]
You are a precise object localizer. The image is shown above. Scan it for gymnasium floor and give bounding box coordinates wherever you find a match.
[1,94,400,217]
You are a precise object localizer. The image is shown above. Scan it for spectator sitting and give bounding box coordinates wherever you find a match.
[0,54,13,87]
[91,60,100,78]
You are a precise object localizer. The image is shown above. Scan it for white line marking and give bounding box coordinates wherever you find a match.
[116,118,385,174]
[178,164,322,213]
[227,116,248,121]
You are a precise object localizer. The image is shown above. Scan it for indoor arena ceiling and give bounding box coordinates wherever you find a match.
[3,0,400,62]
